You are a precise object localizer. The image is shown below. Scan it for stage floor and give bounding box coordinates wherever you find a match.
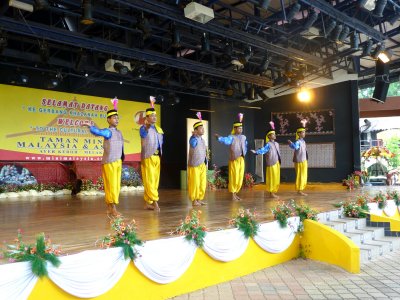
[0,183,394,260]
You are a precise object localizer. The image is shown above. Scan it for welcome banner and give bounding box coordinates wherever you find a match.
[0,84,160,162]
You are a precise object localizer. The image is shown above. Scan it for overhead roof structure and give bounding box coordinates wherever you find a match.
[0,0,399,100]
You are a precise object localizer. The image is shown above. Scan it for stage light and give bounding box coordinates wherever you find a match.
[201,32,210,53]
[323,19,336,37]
[225,81,234,96]
[34,0,49,10]
[259,54,270,74]
[372,44,385,59]
[81,0,94,25]
[331,24,343,41]
[239,46,253,65]
[303,11,318,29]
[297,87,311,102]
[247,86,255,100]
[373,0,387,17]
[377,49,393,63]
[338,26,350,43]
[362,40,373,56]
[113,62,129,75]
[137,13,152,40]
[350,32,360,50]
[8,0,34,12]
[286,3,301,23]
[259,0,271,10]
[171,28,181,48]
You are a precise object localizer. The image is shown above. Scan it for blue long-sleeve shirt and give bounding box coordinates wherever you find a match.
[89,126,112,140]
[255,143,271,155]
[218,135,248,148]
[289,139,302,150]
[189,136,198,148]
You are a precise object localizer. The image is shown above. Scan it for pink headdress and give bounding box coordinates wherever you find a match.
[238,113,243,123]
[269,120,275,130]
[149,96,156,108]
[111,97,118,110]
[300,119,308,127]
[196,111,202,121]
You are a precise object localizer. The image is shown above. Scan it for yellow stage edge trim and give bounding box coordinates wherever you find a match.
[302,219,360,274]
[369,209,400,232]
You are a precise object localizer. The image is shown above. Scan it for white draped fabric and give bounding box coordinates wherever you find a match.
[133,236,197,284]
[48,247,130,298]
[203,228,249,262]
[0,221,300,297]
[254,217,300,253]
[0,261,38,300]
[368,203,383,216]
[383,200,397,217]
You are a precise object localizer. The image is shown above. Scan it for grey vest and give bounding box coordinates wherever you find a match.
[266,141,281,166]
[102,128,124,164]
[188,135,207,167]
[141,126,163,160]
[293,139,307,163]
[229,135,247,161]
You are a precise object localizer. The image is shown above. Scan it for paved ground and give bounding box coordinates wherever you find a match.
[171,250,400,300]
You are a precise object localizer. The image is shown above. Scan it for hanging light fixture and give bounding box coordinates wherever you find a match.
[362,40,373,56]
[81,0,94,25]
[350,32,360,50]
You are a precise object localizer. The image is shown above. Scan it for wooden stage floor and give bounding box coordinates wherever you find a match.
[0,183,395,260]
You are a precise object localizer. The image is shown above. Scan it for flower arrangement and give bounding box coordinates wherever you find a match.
[207,164,228,190]
[243,173,255,188]
[80,179,96,191]
[355,193,370,210]
[0,182,72,193]
[98,217,143,260]
[271,200,296,228]
[388,190,400,206]
[342,201,368,218]
[372,191,387,209]
[342,173,360,190]
[294,202,319,232]
[171,210,207,247]
[2,230,62,277]
[229,208,259,238]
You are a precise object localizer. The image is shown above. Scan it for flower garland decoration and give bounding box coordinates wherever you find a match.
[98,217,143,260]
[271,200,296,228]
[388,190,400,206]
[362,146,395,160]
[372,191,387,209]
[172,210,207,247]
[2,230,62,277]
[229,207,259,238]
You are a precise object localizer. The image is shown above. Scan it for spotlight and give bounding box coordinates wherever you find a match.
[350,32,360,50]
[303,11,318,29]
[331,24,343,41]
[81,0,94,25]
[373,0,387,17]
[259,54,270,74]
[225,81,234,96]
[372,44,385,59]
[259,0,271,10]
[362,40,373,56]
[160,70,171,86]
[323,19,336,36]
[338,26,350,42]
[114,62,129,75]
[34,0,49,10]
[297,87,311,102]
[201,32,210,53]
[285,61,294,77]
[171,28,181,48]
[286,3,301,23]
[247,86,255,100]
[137,13,152,40]
[10,73,29,85]
[239,46,253,65]
[378,49,393,63]
[46,76,59,89]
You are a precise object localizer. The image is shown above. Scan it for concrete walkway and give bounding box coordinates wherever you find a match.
[172,250,400,300]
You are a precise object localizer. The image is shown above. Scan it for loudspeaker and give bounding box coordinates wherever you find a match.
[371,60,390,103]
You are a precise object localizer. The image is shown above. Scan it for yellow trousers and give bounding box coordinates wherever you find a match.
[228,156,244,194]
[188,163,206,201]
[141,155,160,204]
[294,160,308,191]
[266,162,280,193]
[102,159,122,205]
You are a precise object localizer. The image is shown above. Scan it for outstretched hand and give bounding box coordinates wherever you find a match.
[287,140,292,145]
[214,133,220,139]
[250,149,256,154]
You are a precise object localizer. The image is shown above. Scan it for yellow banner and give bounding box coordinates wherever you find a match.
[0,84,160,161]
